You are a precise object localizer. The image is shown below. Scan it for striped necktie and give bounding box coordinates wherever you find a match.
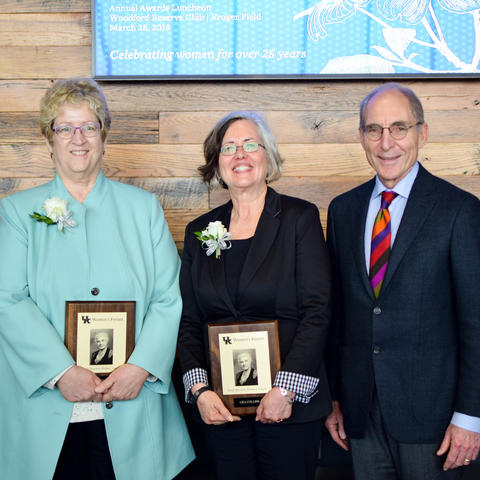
[369,191,398,298]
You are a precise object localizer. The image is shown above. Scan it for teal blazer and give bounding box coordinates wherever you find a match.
[0,172,194,479]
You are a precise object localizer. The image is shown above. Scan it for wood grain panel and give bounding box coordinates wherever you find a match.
[1,1,90,13]
[2,144,480,178]
[159,111,360,144]
[0,80,53,112]
[102,81,480,112]
[211,176,480,210]
[160,110,480,144]
[0,14,90,46]
[3,80,480,112]
[0,176,208,209]
[1,46,90,79]
[0,177,45,197]
[102,145,202,177]
[164,209,208,243]
[4,175,478,210]
[3,109,476,145]
[0,145,202,177]
[280,144,480,176]
[115,177,208,209]
[0,112,158,144]
[111,113,159,144]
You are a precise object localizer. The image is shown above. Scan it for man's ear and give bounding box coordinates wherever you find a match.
[418,122,429,148]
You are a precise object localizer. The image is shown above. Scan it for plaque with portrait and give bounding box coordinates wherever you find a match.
[65,301,135,377]
[208,320,281,415]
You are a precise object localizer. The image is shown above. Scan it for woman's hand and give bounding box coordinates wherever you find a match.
[195,389,241,425]
[57,366,103,402]
[255,387,293,424]
[94,364,149,402]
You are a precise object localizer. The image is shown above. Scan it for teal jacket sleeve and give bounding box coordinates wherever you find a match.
[127,195,182,394]
[0,197,74,398]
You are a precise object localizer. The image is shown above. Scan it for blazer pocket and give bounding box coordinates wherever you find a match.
[412,346,456,424]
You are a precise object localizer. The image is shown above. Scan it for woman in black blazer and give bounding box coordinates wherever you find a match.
[177,111,331,480]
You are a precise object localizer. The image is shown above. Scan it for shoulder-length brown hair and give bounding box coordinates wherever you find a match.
[199,111,283,189]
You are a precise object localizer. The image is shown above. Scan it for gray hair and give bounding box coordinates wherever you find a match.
[200,111,283,189]
[359,83,425,131]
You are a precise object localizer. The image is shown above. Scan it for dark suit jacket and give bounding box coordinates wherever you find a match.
[178,187,332,423]
[327,163,480,442]
[236,368,258,386]
[90,347,113,365]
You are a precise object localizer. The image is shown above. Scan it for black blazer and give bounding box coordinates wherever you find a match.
[178,187,332,423]
[327,164,480,442]
[236,368,258,386]
[90,347,113,365]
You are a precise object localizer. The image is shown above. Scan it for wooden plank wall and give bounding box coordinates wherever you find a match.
[1,1,480,249]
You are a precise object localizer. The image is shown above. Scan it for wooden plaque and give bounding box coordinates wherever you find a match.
[65,301,136,377]
[208,320,281,415]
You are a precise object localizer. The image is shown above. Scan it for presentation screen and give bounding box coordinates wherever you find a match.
[93,0,480,80]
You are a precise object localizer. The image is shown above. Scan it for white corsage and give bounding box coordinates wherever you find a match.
[194,221,232,259]
[30,197,76,234]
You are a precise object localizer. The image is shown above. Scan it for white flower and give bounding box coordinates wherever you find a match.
[43,197,69,222]
[30,197,76,234]
[195,221,232,259]
[204,220,227,239]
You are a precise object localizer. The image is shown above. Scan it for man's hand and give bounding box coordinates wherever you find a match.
[95,364,149,402]
[437,424,480,470]
[195,389,241,425]
[57,366,102,402]
[325,401,349,451]
[255,387,293,424]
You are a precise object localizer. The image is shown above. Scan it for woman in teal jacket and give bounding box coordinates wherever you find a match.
[0,78,194,480]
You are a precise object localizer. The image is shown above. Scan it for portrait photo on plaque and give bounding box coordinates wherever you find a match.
[76,311,127,375]
[90,329,114,366]
[65,301,135,376]
[219,330,272,396]
[208,320,281,415]
[234,349,258,387]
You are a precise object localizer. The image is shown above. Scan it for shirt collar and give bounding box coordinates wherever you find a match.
[371,161,419,200]
[52,170,107,208]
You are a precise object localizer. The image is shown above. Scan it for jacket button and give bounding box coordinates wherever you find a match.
[91,287,100,296]
[373,346,381,354]
[373,306,381,315]
[106,402,113,409]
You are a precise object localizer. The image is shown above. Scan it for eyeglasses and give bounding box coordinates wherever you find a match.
[220,142,265,156]
[363,122,423,141]
[53,122,101,139]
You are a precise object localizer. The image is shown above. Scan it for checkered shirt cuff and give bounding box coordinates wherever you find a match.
[273,371,319,404]
[183,368,209,403]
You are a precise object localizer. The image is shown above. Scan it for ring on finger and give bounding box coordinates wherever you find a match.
[464,459,471,463]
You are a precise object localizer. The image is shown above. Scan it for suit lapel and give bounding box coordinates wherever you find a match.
[380,165,436,295]
[237,188,281,299]
[351,179,376,299]
[206,203,238,317]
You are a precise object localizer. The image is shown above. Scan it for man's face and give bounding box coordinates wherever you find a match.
[95,333,108,350]
[238,353,251,371]
[359,89,428,189]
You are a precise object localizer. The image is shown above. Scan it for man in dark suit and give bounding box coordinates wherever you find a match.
[325,83,480,479]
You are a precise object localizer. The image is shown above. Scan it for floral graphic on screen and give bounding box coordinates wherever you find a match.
[294,0,480,73]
